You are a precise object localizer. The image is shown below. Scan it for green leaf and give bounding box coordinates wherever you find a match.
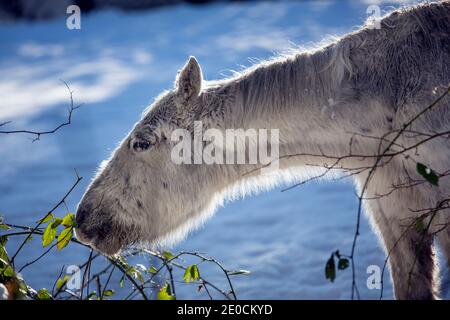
[37,213,53,224]
[338,258,349,270]
[1,265,15,278]
[103,289,115,297]
[55,279,64,290]
[37,288,52,300]
[162,251,174,261]
[56,275,70,290]
[86,291,97,300]
[417,163,439,186]
[119,276,125,288]
[0,223,11,230]
[0,235,8,247]
[183,265,200,283]
[157,283,175,300]
[0,246,8,264]
[51,218,63,228]
[0,216,8,230]
[126,267,145,284]
[56,227,73,250]
[135,271,145,284]
[325,254,336,282]
[126,266,136,275]
[62,213,75,227]
[148,266,158,274]
[42,223,57,247]
[0,257,8,269]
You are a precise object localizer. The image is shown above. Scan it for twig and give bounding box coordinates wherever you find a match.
[0,81,83,142]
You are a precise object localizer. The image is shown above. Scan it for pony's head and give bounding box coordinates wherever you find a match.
[75,54,284,255]
[75,57,222,255]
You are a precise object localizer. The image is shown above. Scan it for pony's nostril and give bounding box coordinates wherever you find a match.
[75,208,88,227]
[74,222,91,245]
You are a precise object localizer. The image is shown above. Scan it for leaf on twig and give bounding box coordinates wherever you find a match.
[0,245,8,264]
[103,289,115,297]
[0,264,14,278]
[56,227,73,250]
[148,266,158,274]
[338,258,349,270]
[157,283,175,300]
[37,213,53,224]
[0,223,11,230]
[42,224,57,247]
[325,254,336,282]
[183,265,200,283]
[416,163,439,186]
[0,235,7,247]
[0,215,8,230]
[86,291,97,300]
[62,213,75,227]
[51,218,63,228]
[56,275,70,290]
[126,267,145,284]
[162,250,174,261]
[37,288,52,300]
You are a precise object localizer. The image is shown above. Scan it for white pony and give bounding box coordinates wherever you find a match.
[75,1,450,299]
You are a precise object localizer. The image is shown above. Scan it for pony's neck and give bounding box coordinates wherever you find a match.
[201,46,372,167]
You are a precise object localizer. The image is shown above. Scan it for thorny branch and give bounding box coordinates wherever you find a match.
[0,81,82,142]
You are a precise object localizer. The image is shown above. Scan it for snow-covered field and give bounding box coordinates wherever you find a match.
[1,0,444,299]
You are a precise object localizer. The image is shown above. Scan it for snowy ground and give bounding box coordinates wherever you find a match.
[1,0,446,299]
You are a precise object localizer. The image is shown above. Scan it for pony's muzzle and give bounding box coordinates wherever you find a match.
[74,207,94,246]
[74,206,125,255]
[75,208,109,244]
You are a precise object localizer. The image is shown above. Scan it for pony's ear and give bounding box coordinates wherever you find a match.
[175,56,203,102]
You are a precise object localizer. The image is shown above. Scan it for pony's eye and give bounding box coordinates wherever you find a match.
[132,140,152,152]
